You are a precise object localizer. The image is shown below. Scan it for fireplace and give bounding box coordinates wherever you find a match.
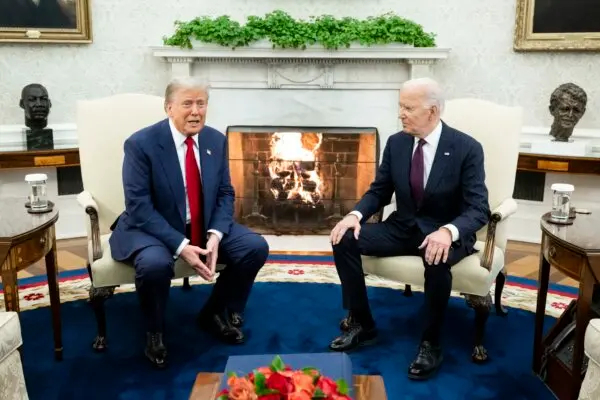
[227,126,379,235]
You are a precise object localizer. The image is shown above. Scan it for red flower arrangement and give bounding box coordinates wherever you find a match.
[215,355,352,400]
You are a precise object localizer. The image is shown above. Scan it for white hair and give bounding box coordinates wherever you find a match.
[164,76,210,104]
[400,77,445,113]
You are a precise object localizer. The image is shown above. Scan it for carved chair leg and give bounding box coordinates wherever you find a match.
[403,284,413,297]
[465,293,492,364]
[89,285,115,352]
[494,267,508,316]
[182,277,192,291]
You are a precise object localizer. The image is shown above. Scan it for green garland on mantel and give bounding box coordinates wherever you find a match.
[162,10,436,50]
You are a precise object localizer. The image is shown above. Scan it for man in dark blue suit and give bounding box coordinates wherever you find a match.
[109,77,269,368]
[328,78,490,380]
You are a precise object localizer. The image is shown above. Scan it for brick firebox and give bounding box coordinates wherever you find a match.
[227,126,379,235]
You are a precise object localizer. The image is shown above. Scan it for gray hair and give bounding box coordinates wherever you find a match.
[400,77,445,114]
[164,76,210,105]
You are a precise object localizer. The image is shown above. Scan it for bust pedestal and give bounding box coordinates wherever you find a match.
[23,128,54,150]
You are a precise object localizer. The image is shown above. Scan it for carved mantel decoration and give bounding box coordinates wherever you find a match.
[151,42,451,90]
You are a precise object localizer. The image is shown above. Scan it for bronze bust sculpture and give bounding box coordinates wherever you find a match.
[548,83,587,142]
[19,83,54,150]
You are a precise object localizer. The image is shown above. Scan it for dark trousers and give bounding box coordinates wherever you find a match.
[131,222,269,333]
[333,217,469,345]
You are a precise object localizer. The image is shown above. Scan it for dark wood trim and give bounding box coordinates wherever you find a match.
[0,148,80,170]
[518,152,600,175]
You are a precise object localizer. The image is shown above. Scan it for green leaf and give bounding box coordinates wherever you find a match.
[336,379,350,395]
[313,387,327,398]
[227,371,237,378]
[253,371,266,391]
[216,395,229,400]
[271,355,285,371]
[301,366,318,374]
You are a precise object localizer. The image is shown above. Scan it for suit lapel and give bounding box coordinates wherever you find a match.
[197,127,214,229]
[424,124,454,198]
[399,133,417,211]
[157,120,186,224]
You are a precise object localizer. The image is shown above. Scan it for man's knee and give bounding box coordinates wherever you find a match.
[333,230,357,251]
[244,234,269,267]
[134,246,174,283]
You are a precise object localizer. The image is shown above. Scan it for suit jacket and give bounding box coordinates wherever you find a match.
[354,121,490,252]
[109,119,234,261]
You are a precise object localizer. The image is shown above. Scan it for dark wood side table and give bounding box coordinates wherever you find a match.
[533,212,600,400]
[189,373,387,400]
[0,197,62,361]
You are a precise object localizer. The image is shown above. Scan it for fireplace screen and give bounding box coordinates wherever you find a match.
[227,126,379,235]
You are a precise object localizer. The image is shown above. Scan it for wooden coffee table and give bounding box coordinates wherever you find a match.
[189,373,387,399]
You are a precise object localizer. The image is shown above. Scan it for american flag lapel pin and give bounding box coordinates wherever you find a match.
[207,149,211,155]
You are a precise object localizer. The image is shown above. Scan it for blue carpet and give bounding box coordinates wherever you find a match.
[20,282,555,400]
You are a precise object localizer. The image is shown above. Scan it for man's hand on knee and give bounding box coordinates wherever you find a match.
[180,244,212,280]
[419,228,452,265]
[330,214,361,245]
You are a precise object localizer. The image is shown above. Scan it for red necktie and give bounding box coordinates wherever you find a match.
[185,137,203,246]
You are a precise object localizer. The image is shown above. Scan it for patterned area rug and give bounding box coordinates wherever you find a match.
[0,255,576,317]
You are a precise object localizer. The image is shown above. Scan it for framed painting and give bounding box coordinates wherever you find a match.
[514,0,600,51]
[0,0,92,43]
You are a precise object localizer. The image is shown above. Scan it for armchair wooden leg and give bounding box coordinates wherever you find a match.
[403,284,413,297]
[465,293,492,364]
[494,268,508,316]
[89,285,115,352]
[182,277,192,291]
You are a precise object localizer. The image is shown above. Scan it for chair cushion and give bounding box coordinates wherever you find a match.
[0,312,22,364]
[585,319,600,366]
[90,234,206,288]
[361,241,505,297]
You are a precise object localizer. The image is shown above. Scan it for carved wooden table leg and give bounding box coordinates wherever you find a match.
[45,226,63,361]
[1,255,19,312]
[533,235,551,374]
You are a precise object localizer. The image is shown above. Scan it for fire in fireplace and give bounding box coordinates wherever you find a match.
[227,126,379,235]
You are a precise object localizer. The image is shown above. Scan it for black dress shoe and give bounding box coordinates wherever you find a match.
[197,309,245,344]
[145,332,167,369]
[229,311,244,328]
[408,341,443,380]
[329,322,377,352]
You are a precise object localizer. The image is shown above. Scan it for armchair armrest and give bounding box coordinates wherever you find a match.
[77,190,103,262]
[480,198,518,270]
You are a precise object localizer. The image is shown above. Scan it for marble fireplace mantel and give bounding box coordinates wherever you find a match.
[151,43,451,89]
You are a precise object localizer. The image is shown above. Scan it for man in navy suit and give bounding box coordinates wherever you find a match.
[328,78,490,380]
[109,77,269,368]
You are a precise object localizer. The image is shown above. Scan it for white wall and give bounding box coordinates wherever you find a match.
[0,0,598,128]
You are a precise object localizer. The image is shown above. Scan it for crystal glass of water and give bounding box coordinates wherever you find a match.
[550,183,574,222]
[25,173,49,210]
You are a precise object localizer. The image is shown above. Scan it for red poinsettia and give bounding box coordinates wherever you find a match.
[216,355,351,400]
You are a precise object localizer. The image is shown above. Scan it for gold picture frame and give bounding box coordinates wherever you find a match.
[514,0,600,51]
[0,0,92,44]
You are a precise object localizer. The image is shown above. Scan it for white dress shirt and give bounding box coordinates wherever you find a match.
[169,119,222,257]
[350,121,460,242]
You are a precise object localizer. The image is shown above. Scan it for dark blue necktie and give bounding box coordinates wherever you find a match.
[410,139,426,205]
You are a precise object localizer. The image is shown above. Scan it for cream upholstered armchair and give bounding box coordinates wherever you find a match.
[362,98,522,363]
[0,311,28,399]
[76,94,220,352]
[579,319,600,399]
